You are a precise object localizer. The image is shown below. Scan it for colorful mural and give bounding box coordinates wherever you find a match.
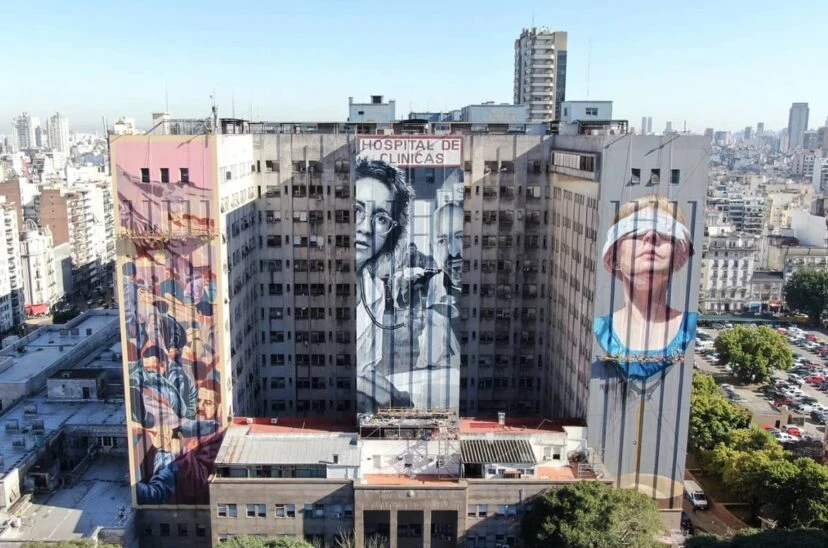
[355,137,464,413]
[112,136,224,506]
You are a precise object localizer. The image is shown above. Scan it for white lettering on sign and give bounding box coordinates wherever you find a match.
[357,137,463,167]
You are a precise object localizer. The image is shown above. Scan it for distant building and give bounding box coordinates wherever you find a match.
[513,27,568,122]
[665,121,673,133]
[788,102,810,149]
[19,221,59,313]
[560,101,613,123]
[348,95,395,123]
[647,116,653,134]
[704,128,714,139]
[641,116,648,135]
[744,126,753,140]
[11,112,38,151]
[749,271,784,314]
[47,112,70,154]
[757,122,765,136]
[803,130,820,151]
[460,102,528,124]
[0,200,23,332]
[112,116,137,135]
[699,225,758,313]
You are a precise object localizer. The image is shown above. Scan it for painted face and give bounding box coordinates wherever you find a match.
[433,206,464,286]
[615,227,678,278]
[355,177,395,272]
[196,388,217,420]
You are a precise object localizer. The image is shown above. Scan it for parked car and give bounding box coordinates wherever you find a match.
[782,425,802,437]
[805,375,825,384]
[788,374,804,385]
[811,410,828,424]
[684,480,709,510]
[774,432,798,443]
[794,403,816,414]
[727,392,746,402]
[711,322,727,330]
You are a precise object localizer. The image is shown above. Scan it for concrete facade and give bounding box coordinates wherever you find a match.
[700,230,759,312]
[19,222,59,310]
[0,201,23,332]
[513,28,567,122]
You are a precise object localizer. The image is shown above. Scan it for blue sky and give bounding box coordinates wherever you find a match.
[4,0,827,133]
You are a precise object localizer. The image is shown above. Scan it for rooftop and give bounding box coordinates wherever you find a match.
[48,368,106,380]
[0,456,131,542]
[459,417,574,434]
[0,391,126,477]
[0,311,119,385]
[215,424,360,467]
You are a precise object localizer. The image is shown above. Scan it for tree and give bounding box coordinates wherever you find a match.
[714,326,793,383]
[52,308,80,324]
[770,457,828,529]
[783,269,828,324]
[521,481,663,548]
[219,537,313,548]
[686,528,828,548]
[689,374,752,451]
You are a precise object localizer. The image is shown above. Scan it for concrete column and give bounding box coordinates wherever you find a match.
[354,510,364,548]
[422,510,432,548]
[389,509,398,548]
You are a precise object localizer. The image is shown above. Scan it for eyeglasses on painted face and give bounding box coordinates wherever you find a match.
[355,203,397,235]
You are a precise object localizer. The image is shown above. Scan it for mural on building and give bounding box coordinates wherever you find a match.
[355,136,464,413]
[587,137,707,509]
[112,137,224,506]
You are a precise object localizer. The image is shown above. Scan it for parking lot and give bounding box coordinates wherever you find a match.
[695,322,828,443]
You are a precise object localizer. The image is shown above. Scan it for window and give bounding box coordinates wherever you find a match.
[671,169,681,184]
[478,504,488,517]
[180,168,189,183]
[271,354,286,366]
[247,503,266,518]
[275,504,296,518]
[585,107,599,116]
[195,524,206,537]
[225,171,232,181]
[270,377,286,389]
[336,235,350,248]
[160,523,170,537]
[650,169,661,184]
[630,168,641,185]
[160,168,170,183]
[140,168,150,183]
[177,523,188,537]
[217,503,237,518]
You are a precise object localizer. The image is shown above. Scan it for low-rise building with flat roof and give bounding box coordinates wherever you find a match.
[204,410,601,548]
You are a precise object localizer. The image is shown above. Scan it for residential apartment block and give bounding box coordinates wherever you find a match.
[0,200,23,332]
[111,119,709,547]
[513,28,567,122]
[19,221,59,314]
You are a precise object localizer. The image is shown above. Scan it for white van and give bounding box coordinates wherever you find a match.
[683,480,709,510]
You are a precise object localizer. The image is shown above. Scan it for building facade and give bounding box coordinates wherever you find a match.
[11,112,38,152]
[47,112,70,154]
[513,28,567,122]
[112,120,709,544]
[0,201,23,332]
[19,221,59,314]
[699,229,758,312]
[788,102,810,150]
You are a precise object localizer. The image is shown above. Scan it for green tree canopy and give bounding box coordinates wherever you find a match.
[686,528,828,548]
[521,481,663,548]
[52,308,80,324]
[783,269,828,324]
[714,326,793,383]
[689,373,752,452]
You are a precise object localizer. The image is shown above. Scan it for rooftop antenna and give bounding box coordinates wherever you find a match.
[586,38,592,99]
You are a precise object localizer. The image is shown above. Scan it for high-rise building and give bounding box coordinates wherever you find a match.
[641,116,647,135]
[665,121,673,133]
[757,122,765,136]
[788,102,810,149]
[0,199,24,331]
[744,126,752,140]
[513,27,568,122]
[803,130,820,150]
[19,221,59,313]
[11,112,38,151]
[647,117,653,135]
[704,128,714,139]
[47,112,70,154]
[112,116,137,135]
[111,117,708,540]
[39,183,113,295]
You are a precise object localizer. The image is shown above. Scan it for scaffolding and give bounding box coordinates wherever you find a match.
[117,228,218,246]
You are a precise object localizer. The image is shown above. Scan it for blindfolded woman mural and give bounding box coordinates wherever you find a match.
[594,194,697,379]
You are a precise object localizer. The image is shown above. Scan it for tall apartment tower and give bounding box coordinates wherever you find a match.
[788,102,810,149]
[0,200,24,332]
[757,122,765,137]
[513,28,568,122]
[640,116,647,135]
[47,112,70,154]
[11,113,38,151]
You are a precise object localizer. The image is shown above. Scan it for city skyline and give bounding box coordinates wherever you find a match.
[3,0,827,133]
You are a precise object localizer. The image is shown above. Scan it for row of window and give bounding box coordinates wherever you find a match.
[630,168,681,185]
[217,502,355,519]
[139,167,189,184]
[268,377,353,390]
[467,503,519,518]
[262,259,352,273]
[143,522,206,538]
[263,354,352,367]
